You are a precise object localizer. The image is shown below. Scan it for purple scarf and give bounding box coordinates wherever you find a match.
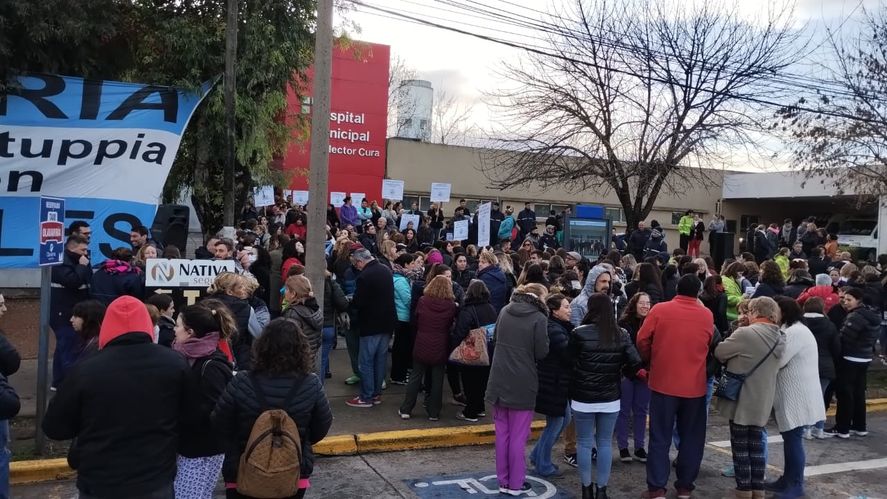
[173,331,220,365]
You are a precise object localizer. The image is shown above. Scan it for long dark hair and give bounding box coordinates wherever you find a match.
[582,294,619,346]
[252,318,314,376]
[71,300,106,342]
[634,262,663,294]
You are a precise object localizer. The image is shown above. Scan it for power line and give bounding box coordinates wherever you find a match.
[353,0,884,125]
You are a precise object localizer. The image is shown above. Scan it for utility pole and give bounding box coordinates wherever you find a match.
[306,0,334,357]
[223,0,238,227]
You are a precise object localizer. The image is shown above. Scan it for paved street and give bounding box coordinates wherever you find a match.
[15,411,887,498]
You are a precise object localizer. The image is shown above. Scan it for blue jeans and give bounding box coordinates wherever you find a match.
[530,404,571,476]
[358,333,390,401]
[574,410,619,487]
[0,420,8,499]
[321,326,335,382]
[673,376,714,449]
[778,426,806,498]
[51,323,81,387]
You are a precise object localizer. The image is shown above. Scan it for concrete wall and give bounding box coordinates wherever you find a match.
[386,139,728,251]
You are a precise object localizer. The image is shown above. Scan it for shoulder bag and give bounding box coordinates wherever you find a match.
[714,336,778,402]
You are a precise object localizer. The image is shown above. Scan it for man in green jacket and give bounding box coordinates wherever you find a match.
[678,210,694,252]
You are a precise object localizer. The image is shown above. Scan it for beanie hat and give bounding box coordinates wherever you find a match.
[426,249,444,266]
[99,295,154,349]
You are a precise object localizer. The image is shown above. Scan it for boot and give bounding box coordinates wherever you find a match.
[595,485,608,499]
[582,483,595,499]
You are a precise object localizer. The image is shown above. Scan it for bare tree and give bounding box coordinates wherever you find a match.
[778,7,887,197]
[388,53,418,137]
[481,0,798,230]
[432,89,476,145]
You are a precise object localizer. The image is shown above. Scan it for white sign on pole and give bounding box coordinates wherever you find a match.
[382,179,405,201]
[453,220,469,241]
[292,190,310,206]
[283,189,293,202]
[351,192,366,207]
[400,213,421,231]
[145,259,236,287]
[477,202,492,247]
[330,192,347,206]
[253,186,275,207]
[430,183,452,203]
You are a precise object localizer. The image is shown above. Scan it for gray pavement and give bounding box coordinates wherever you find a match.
[14,411,887,498]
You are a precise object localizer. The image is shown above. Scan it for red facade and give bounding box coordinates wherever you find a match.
[282,41,390,205]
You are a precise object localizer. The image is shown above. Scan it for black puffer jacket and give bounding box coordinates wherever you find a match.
[179,350,233,458]
[839,306,880,360]
[282,299,324,356]
[208,294,252,369]
[567,324,642,404]
[450,299,498,350]
[323,277,348,328]
[804,313,841,380]
[211,372,332,482]
[535,318,572,417]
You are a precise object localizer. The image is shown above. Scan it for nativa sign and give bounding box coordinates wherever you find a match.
[145,258,235,288]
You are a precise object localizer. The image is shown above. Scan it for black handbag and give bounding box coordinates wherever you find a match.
[715,337,778,401]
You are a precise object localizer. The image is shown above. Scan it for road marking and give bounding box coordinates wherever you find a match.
[804,457,887,477]
[708,435,783,448]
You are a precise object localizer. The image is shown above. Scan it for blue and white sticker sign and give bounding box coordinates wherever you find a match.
[38,196,65,266]
[0,73,211,268]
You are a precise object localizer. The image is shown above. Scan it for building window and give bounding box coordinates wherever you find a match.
[671,212,684,225]
[740,215,759,232]
[300,97,312,115]
[605,207,625,222]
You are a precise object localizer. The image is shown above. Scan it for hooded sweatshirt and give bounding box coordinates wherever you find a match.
[99,295,154,349]
[570,265,610,326]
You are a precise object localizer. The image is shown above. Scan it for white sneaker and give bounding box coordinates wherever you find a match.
[398,411,410,420]
[851,430,869,437]
[802,427,813,440]
[812,427,831,439]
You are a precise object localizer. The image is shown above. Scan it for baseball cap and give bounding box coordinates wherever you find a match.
[566,251,582,261]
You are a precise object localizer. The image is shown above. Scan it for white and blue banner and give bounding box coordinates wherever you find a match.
[0,74,210,268]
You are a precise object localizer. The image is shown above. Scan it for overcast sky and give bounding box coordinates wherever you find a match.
[343,0,878,170]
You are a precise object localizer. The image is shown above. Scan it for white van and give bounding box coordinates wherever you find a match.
[836,219,878,261]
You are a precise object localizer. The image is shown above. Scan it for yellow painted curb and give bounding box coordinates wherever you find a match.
[356,421,546,454]
[10,458,74,485]
[826,397,887,417]
[313,434,358,456]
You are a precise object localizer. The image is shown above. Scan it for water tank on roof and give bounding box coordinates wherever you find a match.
[395,79,433,141]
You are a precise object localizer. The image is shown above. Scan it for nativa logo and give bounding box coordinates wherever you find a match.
[150,261,176,282]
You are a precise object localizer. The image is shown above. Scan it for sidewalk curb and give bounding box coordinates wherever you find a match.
[13,399,887,485]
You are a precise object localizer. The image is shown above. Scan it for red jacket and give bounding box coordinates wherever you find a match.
[285,223,307,240]
[797,285,840,313]
[636,296,713,398]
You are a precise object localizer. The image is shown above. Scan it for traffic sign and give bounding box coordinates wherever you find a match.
[38,197,65,266]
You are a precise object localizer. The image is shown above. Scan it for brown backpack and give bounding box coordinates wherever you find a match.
[237,375,303,498]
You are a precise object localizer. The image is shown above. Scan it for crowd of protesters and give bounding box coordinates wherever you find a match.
[0,193,875,498]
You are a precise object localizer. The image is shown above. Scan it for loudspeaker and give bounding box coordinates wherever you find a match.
[151,204,190,253]
[710,232,735,271]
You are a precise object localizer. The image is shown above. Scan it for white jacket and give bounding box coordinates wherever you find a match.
[773,322,826,432]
